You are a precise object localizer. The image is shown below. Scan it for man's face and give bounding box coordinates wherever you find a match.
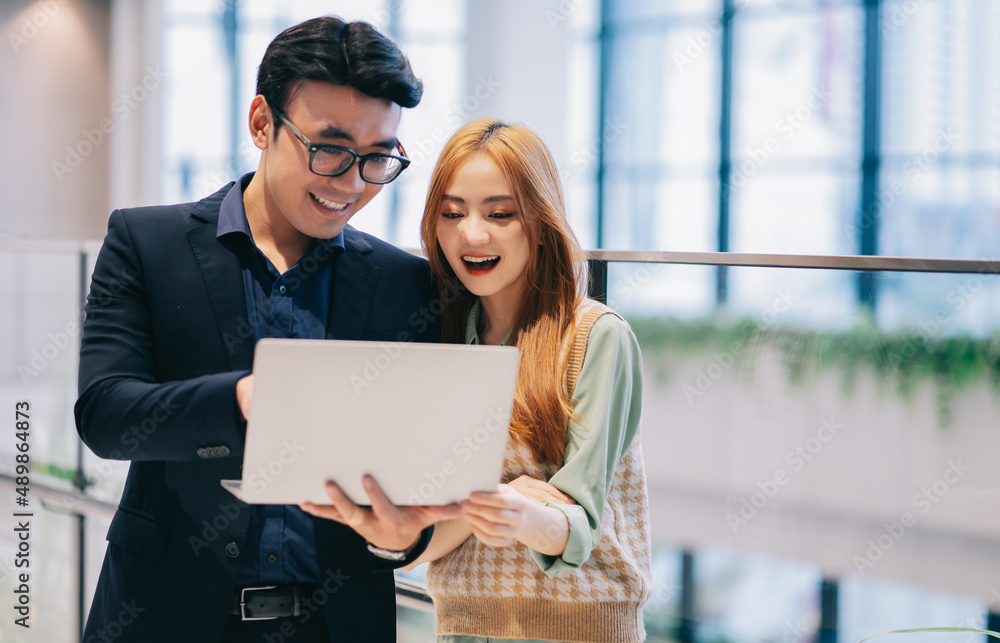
[255,80,402,241]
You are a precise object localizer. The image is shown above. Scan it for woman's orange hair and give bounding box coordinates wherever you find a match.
[420,119,587,466]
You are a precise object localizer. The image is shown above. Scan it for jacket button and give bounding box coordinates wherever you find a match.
[266,553,278,564]
[225,542,240,559]
[196,448,207,458]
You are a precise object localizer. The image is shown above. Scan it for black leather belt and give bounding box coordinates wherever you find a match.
[230,584,319,620]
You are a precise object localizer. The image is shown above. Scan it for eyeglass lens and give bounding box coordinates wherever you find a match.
[311,148,404,183]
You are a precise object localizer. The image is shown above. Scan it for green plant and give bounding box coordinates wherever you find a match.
[629,314,1000,426]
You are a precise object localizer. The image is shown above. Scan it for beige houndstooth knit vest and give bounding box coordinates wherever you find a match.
[425,300,653,643]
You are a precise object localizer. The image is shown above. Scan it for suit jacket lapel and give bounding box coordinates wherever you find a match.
[186,184,254,371]
[327,227,379,340]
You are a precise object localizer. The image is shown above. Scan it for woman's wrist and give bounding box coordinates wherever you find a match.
[516,501,569,556]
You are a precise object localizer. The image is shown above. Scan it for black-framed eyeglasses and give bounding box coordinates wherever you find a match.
[277,113,410,184]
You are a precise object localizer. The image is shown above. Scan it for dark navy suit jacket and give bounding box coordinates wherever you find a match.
[75,183,439,642]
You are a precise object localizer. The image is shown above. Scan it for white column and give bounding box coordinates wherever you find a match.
[0,0,112,240]
[108,0,163,212]
[462,0,571,159]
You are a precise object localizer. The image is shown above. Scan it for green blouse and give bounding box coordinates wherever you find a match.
[463,299,644,578]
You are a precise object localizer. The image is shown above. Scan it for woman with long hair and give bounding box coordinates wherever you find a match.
[407,118,652,643]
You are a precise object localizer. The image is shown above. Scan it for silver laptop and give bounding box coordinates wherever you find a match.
[221,338,519,506]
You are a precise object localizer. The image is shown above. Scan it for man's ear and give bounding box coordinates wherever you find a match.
[249,95,272,151]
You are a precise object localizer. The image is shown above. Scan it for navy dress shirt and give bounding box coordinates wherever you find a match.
[217,173,344,586]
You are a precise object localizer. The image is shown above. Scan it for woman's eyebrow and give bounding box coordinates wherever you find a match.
[441,194,514,204]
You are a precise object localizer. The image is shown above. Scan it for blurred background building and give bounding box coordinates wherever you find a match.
[1,1,999,642]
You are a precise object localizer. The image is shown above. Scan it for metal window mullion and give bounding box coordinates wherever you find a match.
[677,550,696,643]
[587,258,609,304]
[222,0,240,182]
[387,0,403,244]
[819,578,839,643]
[858,0,883,307]
[74,250,89,640]
[987,612,1000,643]
[596,0,612,249]
[716,0,736,305]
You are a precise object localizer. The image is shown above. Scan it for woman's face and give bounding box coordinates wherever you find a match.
[436,154,532,310]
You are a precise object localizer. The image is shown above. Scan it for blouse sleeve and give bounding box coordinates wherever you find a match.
[528,312,643,577]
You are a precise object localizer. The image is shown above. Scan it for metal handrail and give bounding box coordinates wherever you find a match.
[393,576,435,613]
[584,250,1000,274]
[5,239,999,274]
[0,239,103,255]
[0,473,116,519]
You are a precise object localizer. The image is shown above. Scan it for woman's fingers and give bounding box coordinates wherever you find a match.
[462,492,524,532]
[471,529,513,547]
[466,514,517,546]
[462,503,521,526]
[529,482,575,504]
[459,483,533,547]
[467,483,526,507]
[508,475,576,504]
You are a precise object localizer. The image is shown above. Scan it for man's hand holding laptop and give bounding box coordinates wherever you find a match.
[300,475,461,552]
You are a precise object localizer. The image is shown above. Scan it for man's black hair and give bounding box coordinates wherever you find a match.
[256,16,422,132]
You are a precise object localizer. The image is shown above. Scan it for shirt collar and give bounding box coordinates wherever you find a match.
[465,299,513,346]
[217,172,345,255]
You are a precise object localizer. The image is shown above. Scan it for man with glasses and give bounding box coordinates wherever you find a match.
[75,16,457,643]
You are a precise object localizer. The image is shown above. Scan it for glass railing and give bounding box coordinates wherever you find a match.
[2,240,998,643]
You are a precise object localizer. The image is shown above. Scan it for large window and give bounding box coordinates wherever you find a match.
[601,0,1000,317]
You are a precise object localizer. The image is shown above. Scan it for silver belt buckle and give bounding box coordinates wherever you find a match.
[240,584,279,621]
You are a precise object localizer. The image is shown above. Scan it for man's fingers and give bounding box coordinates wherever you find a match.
[236,374,254,422]
[362,475,395,518]
[299,502,347,524]
[325,482,367,526]
[344,506,365,526]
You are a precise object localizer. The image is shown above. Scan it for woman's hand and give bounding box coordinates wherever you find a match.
[506,475,576,505]
[461,484,531,547]
[462,483,571,555]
